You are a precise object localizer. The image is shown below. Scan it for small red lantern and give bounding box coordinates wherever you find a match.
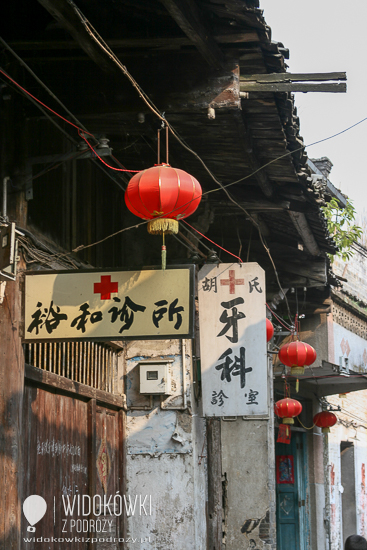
[313,411,337,433]
[266,318,274,342]
[278,341,317,376]
[274,398,302,425]
[125,164,202,235]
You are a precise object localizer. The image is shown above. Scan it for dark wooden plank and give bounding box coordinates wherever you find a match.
[160,0,226,68]
[37,0,119,74]
[240,71,347,82]
[118,409,127,546]
[9,32,260,51]
[288,211,320,256]
[207,417,223,550]
[0,274,25,549]
[240,82,347,93]
[25,364,126,410]
[87,398,97,550]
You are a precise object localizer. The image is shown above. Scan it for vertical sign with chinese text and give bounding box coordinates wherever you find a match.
[198,263,268,417]
[24,267,194,341]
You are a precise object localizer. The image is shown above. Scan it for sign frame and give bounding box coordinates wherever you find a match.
[23,264,195,343]
[198,262,268,418]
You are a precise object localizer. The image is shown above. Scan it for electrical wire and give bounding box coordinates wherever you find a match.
[182,220,243,263]
[3,19,364,322]
[0,35,92,136]
[77,129,140,173]
[180,224,213,253]
[0,68,128,191]
[266,303,294,331]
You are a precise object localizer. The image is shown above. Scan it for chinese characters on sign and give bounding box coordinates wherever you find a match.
[24,268,193,341]
[199,263,268,417]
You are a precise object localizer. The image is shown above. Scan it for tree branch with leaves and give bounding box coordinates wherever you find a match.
[321,197,362,261]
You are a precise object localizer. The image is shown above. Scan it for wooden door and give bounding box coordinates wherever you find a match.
[276,431,307,550]
[22,365,125,549]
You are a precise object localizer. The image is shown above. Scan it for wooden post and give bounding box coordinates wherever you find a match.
[207,417,223,550]
[0,77,27,548]
[118,409,127,546]
[88,398,97,550]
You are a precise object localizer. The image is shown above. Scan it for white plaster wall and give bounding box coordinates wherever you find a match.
[123,339,207,550]
[328,392,367,547]
[126,453,206,549]
[221,419,274,550]
[355,431,367,538]
[328,431,343,550]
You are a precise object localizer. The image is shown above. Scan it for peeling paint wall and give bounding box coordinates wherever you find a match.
[220,358,276,550]
[327,400,367,549]
[122,339,207,550]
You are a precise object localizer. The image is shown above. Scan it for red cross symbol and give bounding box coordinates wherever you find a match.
[94,275,118,300]
[220,270,244,295]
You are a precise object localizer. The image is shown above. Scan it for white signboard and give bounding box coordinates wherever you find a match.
[24,267,194,341]
[198,263,268,417]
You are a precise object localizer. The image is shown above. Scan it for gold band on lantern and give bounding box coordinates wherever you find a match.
[147,218,179,235]
[291,366,305,376]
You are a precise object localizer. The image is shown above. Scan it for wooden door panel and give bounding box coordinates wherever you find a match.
[22,375,124,550]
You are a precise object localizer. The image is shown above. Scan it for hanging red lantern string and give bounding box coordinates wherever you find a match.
[125,162,202,269]
[313,411,337,433]
[274,397,302,425]
[278,340,317,376]
[125,125,202,269]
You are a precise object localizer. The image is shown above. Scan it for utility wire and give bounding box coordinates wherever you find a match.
[0,35,92,137]
[0,68,127,191]
[3,17,365,321]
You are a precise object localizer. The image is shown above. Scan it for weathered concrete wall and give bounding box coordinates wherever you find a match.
[221,419,274,549]
[329,391,367,543]
[122,339,207,549]
[308,402,326,550]
[220,359,275,550]
[328,435,343,550]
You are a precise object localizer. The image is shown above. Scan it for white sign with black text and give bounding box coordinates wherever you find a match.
[198,263,268,417]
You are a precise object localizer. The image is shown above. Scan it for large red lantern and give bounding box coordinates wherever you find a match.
[313,411,337,433]
[125,164,202,235]
[266,318,274,342]
[274,398,302,425]
[278,341,317,376]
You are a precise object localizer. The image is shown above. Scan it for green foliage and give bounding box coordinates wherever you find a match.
[321,197,362,262]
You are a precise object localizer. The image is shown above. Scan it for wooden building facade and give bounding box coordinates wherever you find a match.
[0,1,351,549]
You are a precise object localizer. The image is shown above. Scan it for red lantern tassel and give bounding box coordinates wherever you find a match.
[162,245,166,270]
[162,233,166,270]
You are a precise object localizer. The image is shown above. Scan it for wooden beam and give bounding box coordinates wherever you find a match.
[240,72,346,82]
[234,113,274,198]
[215,199,290,211]
[160,0,226,68]
[25,364,127,410]
[240,82,346,93]
[288,211,321,256]
[9,32,260,52]
[37,0,120,74]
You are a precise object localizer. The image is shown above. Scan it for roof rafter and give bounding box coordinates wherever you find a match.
[160,0,226,69]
